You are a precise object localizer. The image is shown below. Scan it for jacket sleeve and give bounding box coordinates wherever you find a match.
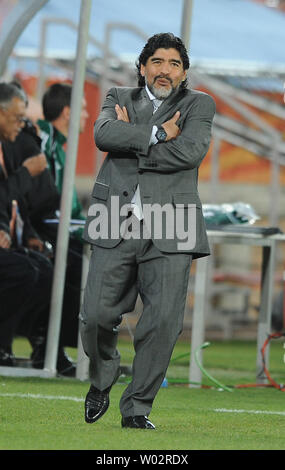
[0,178,41,245]
[94,87,153,156]
[139,93,216,173]
[4,166,33,199]
[4,131,60,221]
[2,131,40,199]
[0,181,10,234]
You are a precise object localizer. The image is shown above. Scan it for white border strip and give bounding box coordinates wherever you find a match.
[213,408,285,417]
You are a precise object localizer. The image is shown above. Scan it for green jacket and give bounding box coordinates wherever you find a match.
[38,119,85,220]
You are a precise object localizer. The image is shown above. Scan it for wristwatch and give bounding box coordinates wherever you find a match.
[155,126,167,143]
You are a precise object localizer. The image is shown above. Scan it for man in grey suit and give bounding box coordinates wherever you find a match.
[80,33,215,429]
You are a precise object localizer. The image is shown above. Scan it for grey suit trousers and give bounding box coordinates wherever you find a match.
[80,220,192,418]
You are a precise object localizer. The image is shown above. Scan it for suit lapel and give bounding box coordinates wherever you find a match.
[149,88,186,124]
[132,88,154,124]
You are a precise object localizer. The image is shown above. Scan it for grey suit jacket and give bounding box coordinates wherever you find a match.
[83,86,216,258]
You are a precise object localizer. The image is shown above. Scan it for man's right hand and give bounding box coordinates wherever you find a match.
[0,230,11,249]
[22,153,47,177]
[161,111,181,141]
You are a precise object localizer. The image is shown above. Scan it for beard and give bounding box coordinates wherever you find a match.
[148,76,176,100]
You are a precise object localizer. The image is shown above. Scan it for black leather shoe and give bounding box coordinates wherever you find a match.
[121,415,155,429]
[85,385,110,423]
[0,348,15,367]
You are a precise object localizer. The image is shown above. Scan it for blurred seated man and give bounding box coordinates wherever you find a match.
[0,82,75,375]
[0,173,53,367]
[2,80,60,224]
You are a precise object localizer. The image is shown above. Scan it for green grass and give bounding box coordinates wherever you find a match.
[0,336,285,450]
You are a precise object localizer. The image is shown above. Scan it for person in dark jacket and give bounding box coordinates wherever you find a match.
[0,82,52,366]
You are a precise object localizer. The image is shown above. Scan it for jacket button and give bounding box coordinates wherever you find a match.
[123,191,128,197]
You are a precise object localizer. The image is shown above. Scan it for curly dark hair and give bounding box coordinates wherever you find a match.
[136,33,190,89]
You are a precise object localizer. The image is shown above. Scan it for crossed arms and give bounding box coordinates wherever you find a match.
[94,87,216,173]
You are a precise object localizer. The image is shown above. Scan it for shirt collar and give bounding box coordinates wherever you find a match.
[38,119,67,145]
[145,85,163,106]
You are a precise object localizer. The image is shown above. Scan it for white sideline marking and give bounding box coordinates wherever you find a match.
[1,394,285,417]
[0,392,84,402]
[214,408,285,417]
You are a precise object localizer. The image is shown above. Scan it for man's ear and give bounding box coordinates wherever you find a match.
[62,105,71,121]
[140,64,145,77]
